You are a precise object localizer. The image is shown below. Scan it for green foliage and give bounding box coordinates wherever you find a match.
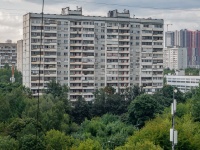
[191,86,200,122]
[92,85,144,117]
[0,84,28,122]
[128,94,160,127]
[164,68,175,75]
[0,65,22,84]
[72,138,101,150]
[45,80,68,98]
[45,130,75,150]
[73,114,135,148]
[0,136,19,150]
[117,100,200,150]
[115,140,162,150]
[70,96,91,124]
[45,80,70,114]
[0,95,12,122]
[6,118,42,139]
[156,85,185,103]
[19,134,44,150]
[1,67,200,150]
[23,94,76,133]
[185,68,200,76]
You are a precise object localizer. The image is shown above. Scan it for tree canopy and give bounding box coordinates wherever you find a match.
[1,66,200,149]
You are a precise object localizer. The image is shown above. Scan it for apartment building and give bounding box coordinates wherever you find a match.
[23,7,164,100]
[0,40,17,68]
[164,47,187,70]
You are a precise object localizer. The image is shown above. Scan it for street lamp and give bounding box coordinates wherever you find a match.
[170,88,178,150]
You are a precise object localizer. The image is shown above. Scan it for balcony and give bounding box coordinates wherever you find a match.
[70,55,82,58]
[118,37,129,41]
[107,26,118,29]
[70,80,82,83]
[119,32,130,35]
[82,67,94,71]
[119,44,129,48]
[70,67,82,70]
[70,61,82,64]
[70,86,82,89]
[70,43,82,46]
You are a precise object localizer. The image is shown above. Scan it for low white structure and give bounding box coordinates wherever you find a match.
[164,47,187,70]
[166,75,200,92]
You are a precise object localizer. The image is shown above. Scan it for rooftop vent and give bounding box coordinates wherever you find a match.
[61,6,82,16]
[108,9,130,18]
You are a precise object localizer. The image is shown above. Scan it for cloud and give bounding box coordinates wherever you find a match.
[1,0,200,42]
[23,0,200,9]
[0,11,23,43]
[0,26,22,43]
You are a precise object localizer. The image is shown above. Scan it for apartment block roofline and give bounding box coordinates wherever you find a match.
[23,6,163,23]
[0,43,16,45]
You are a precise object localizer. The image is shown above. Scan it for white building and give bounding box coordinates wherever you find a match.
[23,7,164,100]
[164,47,187,70]
[166,75,200,93]
[0,41,17,68]
[17,40,23,72]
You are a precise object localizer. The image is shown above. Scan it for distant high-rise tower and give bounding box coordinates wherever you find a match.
[165,29,200,67]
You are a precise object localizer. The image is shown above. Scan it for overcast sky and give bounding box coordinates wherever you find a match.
[1,0,200,43]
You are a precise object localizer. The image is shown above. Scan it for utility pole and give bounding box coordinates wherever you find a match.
[170,87,178,150]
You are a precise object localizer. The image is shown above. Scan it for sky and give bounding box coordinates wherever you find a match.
[0,0,200,43]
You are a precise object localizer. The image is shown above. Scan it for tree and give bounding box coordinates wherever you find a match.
[128,94,160,127]
[123,85,144,102]
[70,96,90,124]
[0,65,22,84]
[155,85,185,104]
[191,86,200,122]
[118,100,200,150]
[45,80,70,113]
[71,139,101,150]
[19,134,44,150]
[0,136,19,150]
[92,87,128,117]
[6,86,27,118]
[185,68,200,76]
[73,114,135,148]
[0,94,12,122]
[45,130,74,150]
[115,140,162,150]
[92,88,107,116]
[45,80,68,98]
[6,118,42,139]
[164,68,175,75]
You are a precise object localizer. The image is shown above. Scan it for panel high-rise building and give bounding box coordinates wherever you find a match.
[163,47,187,70]
[23,7,164,100]
[165,29,200,67]
[0,41,17,68]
